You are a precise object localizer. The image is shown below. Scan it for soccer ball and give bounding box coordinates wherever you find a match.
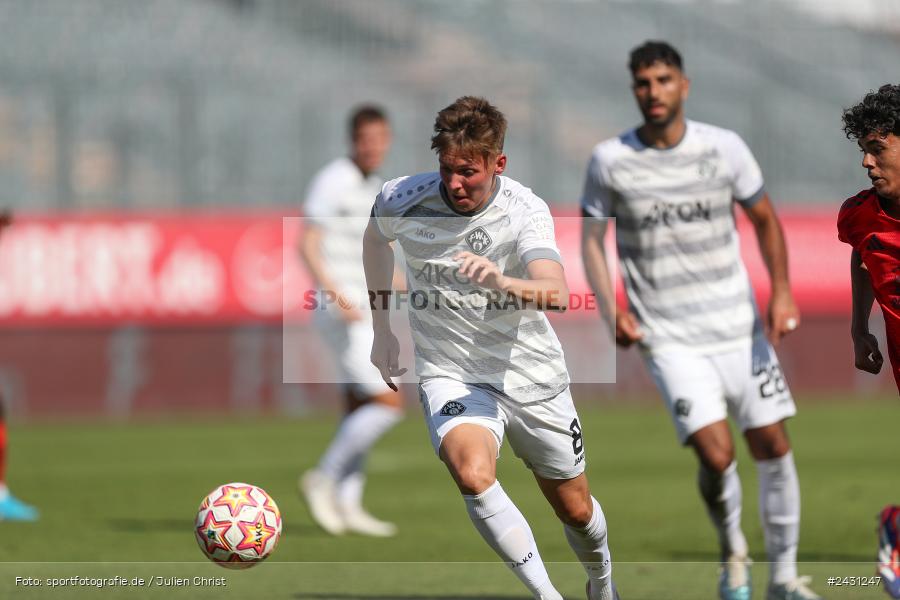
[194,482,282,568]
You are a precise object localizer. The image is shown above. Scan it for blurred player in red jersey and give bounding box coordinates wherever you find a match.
[839,84,900,599]
[0,210,38,521]
[839,84,900,392]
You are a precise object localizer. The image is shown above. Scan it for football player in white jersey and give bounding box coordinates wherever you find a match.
[299,106,403,538]
[581,42,822,600]
[365,97,618,600]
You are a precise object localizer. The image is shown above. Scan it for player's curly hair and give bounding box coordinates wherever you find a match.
[629,40,683,75]
[431,96,506,161]
[842,84,900,140]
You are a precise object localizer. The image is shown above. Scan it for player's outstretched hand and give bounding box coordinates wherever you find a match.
[454,251,507,291]
[614,311,643,348]
[370,329,407,391]
[852,331,884,374]
[767,290,800,345]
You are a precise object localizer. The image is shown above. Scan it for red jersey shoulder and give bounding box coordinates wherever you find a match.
[839,188,876,214]
[837,188,877,245]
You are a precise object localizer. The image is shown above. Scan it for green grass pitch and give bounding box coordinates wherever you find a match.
[0,396,895,599]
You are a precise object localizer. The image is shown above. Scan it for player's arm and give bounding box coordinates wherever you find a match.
[390,248,407,292]
[581,215,642,347]
[454,252,569,312]
[298,223,339,292]
[581,217,614,329]
[299,221,363,322]
[521,258,568,312]
[579,150,642,346]
[741,195,799,344]
[849,248,883,374]
[363,218,406,390]
[511,257,570,312]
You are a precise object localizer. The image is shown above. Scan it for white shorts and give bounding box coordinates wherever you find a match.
[314,312,386,398]
[418,377,586,480]
[644,335,797,445]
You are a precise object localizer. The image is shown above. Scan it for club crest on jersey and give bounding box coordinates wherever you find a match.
[674,398,692,418]
[439,401,467,416]
[465,227,493,255]
[697,159,717,180]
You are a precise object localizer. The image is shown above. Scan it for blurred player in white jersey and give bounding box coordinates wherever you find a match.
[581,42,821,600]
[299,105,403,537]
[365,97,618,600]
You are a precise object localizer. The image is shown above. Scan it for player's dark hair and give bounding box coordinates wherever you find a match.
[430,96,507,161]
[348,104,388,139]
[629,41,683,74]
[842,84,900,140]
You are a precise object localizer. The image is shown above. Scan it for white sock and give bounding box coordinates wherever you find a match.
[464,481,563,600]
[698,461,749,559]
[336,462,365,510]
[317,403,402,480]
[757,451,800,585]
[564,496,612,585]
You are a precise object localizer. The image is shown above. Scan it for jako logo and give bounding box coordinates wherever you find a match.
[416,228,435,240]
[511,552,533,568]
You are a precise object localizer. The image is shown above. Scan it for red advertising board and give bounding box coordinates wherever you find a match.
[0,212,301,326]
[0,207,851,326]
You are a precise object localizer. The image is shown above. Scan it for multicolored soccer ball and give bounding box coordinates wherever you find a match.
[194,482,282,568]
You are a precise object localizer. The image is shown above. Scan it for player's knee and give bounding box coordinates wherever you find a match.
[556,498,593,528]
[747,433,791,460]
[446,460,495,495]
[699,448,735,474]
[744,422,792,460]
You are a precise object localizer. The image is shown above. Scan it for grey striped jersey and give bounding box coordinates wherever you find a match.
[581,120,766,354]
[372,173,570,402]
[304,157,383,301]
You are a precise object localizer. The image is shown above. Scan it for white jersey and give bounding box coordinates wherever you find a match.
[581,120,766,354]
[372,173,569,402]
[304,157,382,298]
